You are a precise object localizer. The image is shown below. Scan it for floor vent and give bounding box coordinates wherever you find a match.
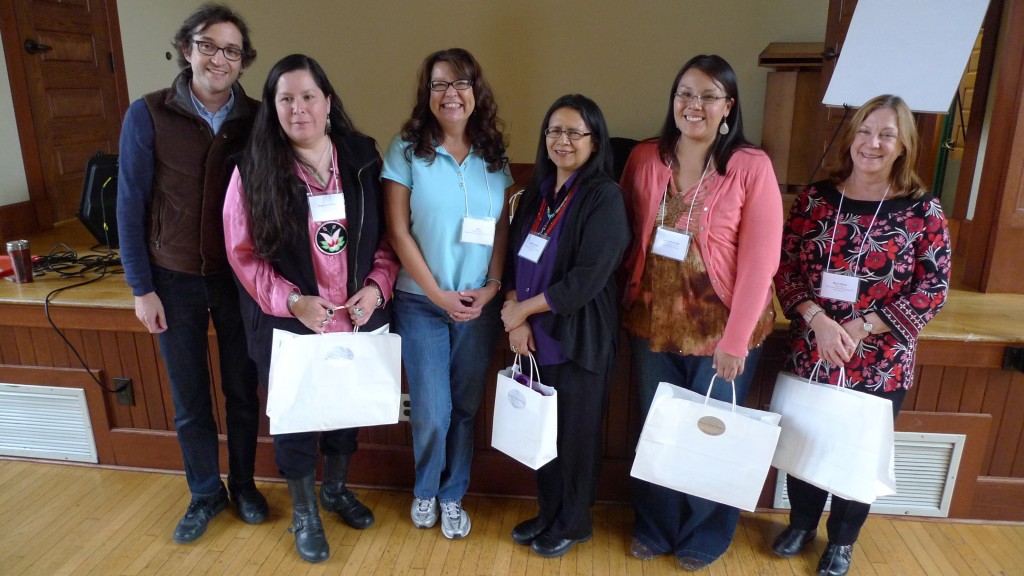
[774,431,965,517]
[0,383,98,463]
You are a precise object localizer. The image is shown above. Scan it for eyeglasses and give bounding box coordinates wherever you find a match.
[675,91,729,106]
[544,128,592,141]
[193,39,243,61]
[428,79,473,92]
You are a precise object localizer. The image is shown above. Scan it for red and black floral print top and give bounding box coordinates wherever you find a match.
[774,181,951,392]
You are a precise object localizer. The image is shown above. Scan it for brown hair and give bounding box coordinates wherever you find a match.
[829,94,926,199]
[398,48,507,172]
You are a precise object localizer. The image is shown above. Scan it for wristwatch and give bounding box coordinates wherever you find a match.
[286,291,301,315]
[862,320,874,334]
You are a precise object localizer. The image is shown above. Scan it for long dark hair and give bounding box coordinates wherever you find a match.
[828,94,926,199]
[240,54,361,257]
[399,48,507,172]
[173,3,256,70]
[527,94,613,195]
[656,54,753,175]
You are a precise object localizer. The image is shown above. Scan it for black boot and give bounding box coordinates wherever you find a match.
[287,475,329,563]
[320,454,375,529]
[817,543,853,576]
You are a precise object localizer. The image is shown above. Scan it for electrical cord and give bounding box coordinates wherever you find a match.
[33,244,129,394]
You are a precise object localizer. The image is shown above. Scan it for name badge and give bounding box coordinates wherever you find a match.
[308,193,346,222]
[518,232,549,263]
[461,217,496,246]
[820,271,860,303]
[651,226,691,261]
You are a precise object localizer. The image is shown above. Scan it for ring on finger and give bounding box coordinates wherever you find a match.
[353,307,365,318]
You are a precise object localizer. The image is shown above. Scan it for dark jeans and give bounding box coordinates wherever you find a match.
[629,335,763,564]
[153,267,261,497]
[535,357,613,540]
[786,386,907,545]
[274,427,358,479]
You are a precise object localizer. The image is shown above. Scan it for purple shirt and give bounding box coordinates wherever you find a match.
[515,173,579,366]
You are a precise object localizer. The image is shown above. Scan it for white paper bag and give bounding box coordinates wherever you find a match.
[267,327,402,435]
[490,354,558,469]
[769,368,896,504]
[630,378,782,511]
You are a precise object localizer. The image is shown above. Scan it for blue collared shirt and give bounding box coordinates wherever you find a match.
[189,88,235,134]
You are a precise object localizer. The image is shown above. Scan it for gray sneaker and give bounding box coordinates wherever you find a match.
[440,499,471,539]
[410,496,437,528]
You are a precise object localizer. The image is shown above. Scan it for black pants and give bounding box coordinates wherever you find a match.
[534,357,613,540]
[786,386,906,545]
[153,268,261,497]
[274,427,358,479]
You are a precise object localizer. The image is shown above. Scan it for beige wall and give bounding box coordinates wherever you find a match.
[1,1,826,208]
[117,0,826,161]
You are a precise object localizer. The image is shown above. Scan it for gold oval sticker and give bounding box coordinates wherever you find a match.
[697,416,726,436]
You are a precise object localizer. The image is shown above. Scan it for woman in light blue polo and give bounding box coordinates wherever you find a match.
[382,47,512,540]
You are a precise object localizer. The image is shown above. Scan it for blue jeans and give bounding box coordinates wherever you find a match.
[394,290,500,501]
[153,267,261,497]
[629,335,763,563]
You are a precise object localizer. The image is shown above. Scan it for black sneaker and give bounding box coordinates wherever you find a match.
[230,483,269,525]
[173,487,228,544]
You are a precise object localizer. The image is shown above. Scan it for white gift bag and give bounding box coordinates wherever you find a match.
[769,365,896,504]
[490,353,558,469]
[630,378,782,511]
[266,327,402,435]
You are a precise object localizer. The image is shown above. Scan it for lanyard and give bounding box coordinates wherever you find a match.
[531,182,577,235]
[824,183,890,275]
[461,156,494,219]
[661,155,713,231]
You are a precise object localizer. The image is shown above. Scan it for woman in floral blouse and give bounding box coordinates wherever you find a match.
[771,94,951,576]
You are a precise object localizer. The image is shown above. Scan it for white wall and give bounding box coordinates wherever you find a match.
[0,39,29,206]
[2,1,828,207]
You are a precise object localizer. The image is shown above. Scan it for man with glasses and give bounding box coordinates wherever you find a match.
[117,3,266,544]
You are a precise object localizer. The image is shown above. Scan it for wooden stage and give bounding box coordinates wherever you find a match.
[2,220,1024,521]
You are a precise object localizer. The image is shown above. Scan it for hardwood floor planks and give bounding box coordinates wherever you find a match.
[2,460,1023,575]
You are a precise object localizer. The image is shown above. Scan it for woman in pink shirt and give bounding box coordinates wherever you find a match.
[223,54,398,563]
[619,54,782,570]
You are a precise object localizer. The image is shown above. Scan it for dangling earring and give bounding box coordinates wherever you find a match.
[719,119,730,136]
[325,116,332,135]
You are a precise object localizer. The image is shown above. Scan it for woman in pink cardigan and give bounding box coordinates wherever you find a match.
[619,54,782,570]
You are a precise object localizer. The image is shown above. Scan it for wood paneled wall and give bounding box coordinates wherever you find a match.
[1,301,1021,519]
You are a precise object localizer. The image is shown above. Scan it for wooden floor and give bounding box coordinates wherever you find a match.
[2,460,1023,575]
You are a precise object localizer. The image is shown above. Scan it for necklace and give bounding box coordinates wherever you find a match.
[296,139,332,187]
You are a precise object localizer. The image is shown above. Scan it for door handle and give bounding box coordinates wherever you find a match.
[24,38,54,55]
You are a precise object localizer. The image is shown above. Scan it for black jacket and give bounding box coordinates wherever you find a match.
[236,132,391,383]
[504,175,631,373]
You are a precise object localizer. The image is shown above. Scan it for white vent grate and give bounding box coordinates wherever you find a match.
[0,383,98,463]
[774,431,965,517]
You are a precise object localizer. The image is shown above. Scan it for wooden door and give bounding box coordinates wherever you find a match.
[0,0,128,227]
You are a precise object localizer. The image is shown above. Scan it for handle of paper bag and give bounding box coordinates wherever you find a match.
[809,361,847,387]
[512,352,541,386]
[703,374,737,413]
